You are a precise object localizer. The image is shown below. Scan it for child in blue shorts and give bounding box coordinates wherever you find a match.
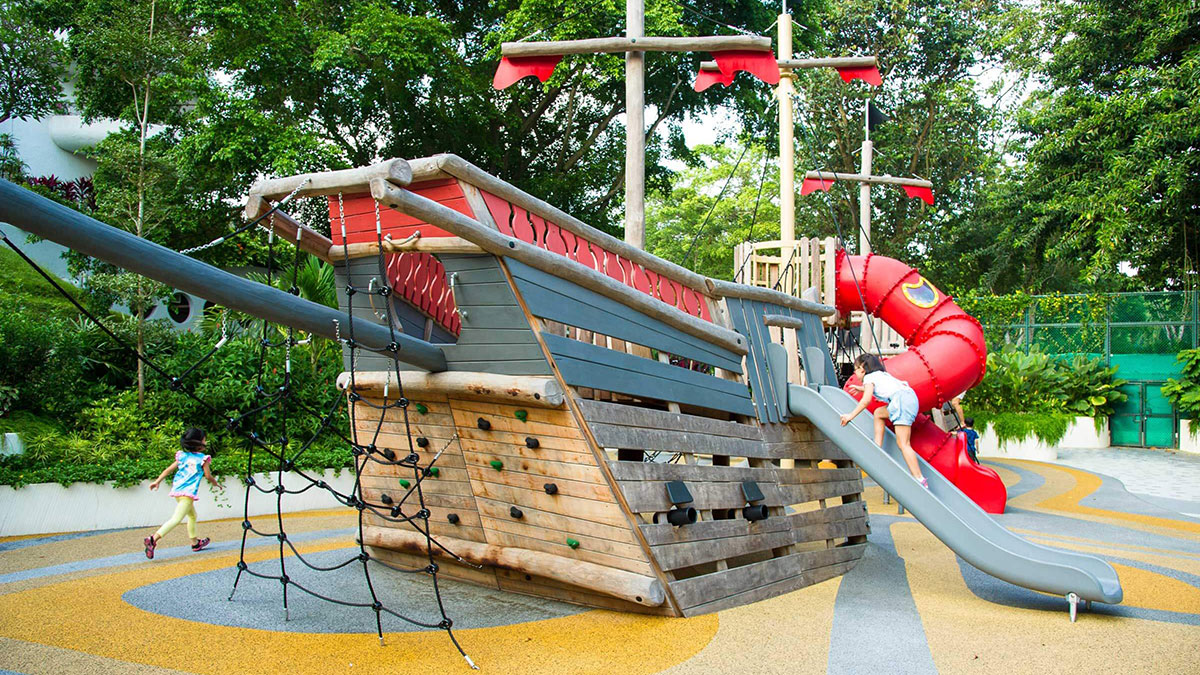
[840,354,929,489]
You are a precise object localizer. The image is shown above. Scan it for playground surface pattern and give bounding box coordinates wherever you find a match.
[1,453,1198,675]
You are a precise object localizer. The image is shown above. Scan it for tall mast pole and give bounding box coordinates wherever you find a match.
[858,104,873,348]
[625,0,645,248]
[859,105,872,255]
[777,7,795,248]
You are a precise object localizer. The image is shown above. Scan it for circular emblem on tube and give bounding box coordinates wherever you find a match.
[902,278,939,308]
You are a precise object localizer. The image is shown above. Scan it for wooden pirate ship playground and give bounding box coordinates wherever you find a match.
[0,3,1124,628]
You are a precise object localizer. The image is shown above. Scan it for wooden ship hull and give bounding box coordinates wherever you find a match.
[245,155,868,616]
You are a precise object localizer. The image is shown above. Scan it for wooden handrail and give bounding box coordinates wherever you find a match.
[371,178,750,356]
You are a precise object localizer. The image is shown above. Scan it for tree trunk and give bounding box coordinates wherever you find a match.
[135,0,157,408]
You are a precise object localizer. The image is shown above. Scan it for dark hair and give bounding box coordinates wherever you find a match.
[181,427,207,451]
[964,417,975,427]
[853,353,886,375]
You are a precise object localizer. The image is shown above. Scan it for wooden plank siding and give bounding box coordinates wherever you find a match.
[543,333,755,417]
[438,255,553,376]
[507,259,744,372]
[352,394,486,544]
[573,397,866,613]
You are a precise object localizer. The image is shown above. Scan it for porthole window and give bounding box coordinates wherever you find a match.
[167,292,191,324]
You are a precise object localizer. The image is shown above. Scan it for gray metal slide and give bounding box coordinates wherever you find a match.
[788,383,1123,609]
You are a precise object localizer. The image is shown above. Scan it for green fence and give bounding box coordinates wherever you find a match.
[960,292,1198,448]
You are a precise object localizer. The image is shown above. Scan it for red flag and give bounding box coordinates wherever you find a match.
[801,177,836,195]
[901,185,934,205]
[711,50,781,85]
[836,66,882,86]
[493,55,563,90]
[693,68,735,92]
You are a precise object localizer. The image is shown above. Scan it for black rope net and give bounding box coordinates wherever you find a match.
[2,184,478,668]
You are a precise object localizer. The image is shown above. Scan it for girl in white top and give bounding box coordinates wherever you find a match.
[839,354,928,488]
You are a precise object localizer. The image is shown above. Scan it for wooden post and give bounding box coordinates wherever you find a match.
[625,0,645,249]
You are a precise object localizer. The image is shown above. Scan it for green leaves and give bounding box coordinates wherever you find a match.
[1162,349,1200,419]
[968,346,1127,419]
[0,1,68,124]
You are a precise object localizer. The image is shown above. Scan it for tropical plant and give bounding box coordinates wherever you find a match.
[1162,349,1200,420]
[1061,354,1127,418]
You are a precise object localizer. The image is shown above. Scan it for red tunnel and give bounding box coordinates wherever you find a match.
[835,250,1007,513]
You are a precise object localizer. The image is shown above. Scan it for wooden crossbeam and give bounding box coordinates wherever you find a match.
[699,56,877,71]
[501,36,771,57]
[803,171,932,189]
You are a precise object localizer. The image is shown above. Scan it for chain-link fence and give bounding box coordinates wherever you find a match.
[959,291,1197,447]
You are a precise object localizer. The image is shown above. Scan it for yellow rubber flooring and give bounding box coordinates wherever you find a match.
[1,458,1198,674]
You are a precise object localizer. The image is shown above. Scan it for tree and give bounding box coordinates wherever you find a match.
[646,142,781,281]
[189,0,820,234]
[0,1,67,124]
[971,0,1200,293]
[57,0,207,406]
[789,0,1008,294]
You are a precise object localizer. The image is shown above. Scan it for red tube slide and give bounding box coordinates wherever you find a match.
[835,250,1006,513]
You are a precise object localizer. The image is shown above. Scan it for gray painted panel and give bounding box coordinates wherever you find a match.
[453,281,521,307]
[455,328,540,345]
[438,254,504,272]
[726,298,772,423]
[507,259,743,373]
[747,300,783,423]
[442,267,506,285]
[457,307,533,331]
[435,254,550,376]
[442,343,547,363]
[543,333,754,416]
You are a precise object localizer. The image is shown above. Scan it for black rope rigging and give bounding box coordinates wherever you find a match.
[792,95,884,355]
[732,147,775,284]
[3,190,477,666]
[681,143,750,269]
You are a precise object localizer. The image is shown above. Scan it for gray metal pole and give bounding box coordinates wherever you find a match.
[0,178,448,373]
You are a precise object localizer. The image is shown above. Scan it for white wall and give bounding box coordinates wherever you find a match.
[0,469,360,537]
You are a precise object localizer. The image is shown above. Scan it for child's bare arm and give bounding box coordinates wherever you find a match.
[150,462,178,490]
[203,461,220,488]
[840,383,875,425]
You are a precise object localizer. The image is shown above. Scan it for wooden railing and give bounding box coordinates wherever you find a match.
[732,238,907,356]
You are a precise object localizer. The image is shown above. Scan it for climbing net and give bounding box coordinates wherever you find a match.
[2,182,477,668]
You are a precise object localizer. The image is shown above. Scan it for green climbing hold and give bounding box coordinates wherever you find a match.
[426,466,440,477]
[398,479,411,488]
[514,409,528,422]
[489,460,504,471]
[566,538,580,550]
[415,403,428,414]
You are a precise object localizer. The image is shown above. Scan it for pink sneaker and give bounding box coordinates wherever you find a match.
[144,536,156,559]
[919,477,930,490]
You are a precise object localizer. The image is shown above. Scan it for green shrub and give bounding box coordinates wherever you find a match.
[1162,349,1200,420]
[972,411,1074,447]
[0,329,353,488]
[969,346,1068,414]
[966,346,1126,444]
[1060,354,1127,420]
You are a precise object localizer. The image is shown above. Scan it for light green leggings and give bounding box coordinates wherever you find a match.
[156,496,198,540]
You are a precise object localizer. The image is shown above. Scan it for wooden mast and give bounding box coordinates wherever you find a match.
[626,0,645,249]
[494,16,777,252]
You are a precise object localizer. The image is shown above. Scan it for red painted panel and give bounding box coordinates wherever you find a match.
[478,188,717,324]
[327,179,464,245]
